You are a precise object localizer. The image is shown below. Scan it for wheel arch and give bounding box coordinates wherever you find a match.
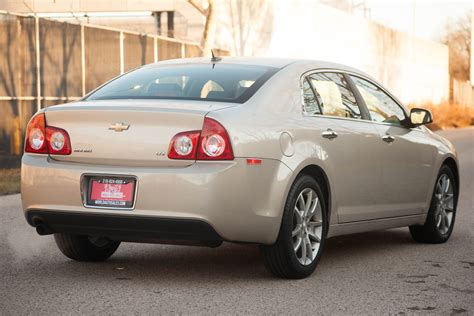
[294,164,332,226]
[441,156,460,210]
[442,156,459,193]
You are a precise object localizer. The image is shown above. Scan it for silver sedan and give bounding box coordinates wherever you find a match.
[21,57,459,278]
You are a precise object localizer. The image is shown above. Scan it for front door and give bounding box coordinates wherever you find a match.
[349,75,436,217]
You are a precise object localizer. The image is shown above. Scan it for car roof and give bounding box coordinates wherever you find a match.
[149,56,299,68]
[147,56,372,78]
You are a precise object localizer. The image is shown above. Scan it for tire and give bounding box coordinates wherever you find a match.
[409,165,457,244]
[261,175,328,279]
[54,233,120,262]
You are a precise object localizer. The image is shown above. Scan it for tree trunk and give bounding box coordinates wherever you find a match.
[201,0,214,56]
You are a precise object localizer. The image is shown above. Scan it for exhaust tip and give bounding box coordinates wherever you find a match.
[31,216,53,235]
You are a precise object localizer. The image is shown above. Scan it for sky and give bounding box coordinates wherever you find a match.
[363,0,472,42]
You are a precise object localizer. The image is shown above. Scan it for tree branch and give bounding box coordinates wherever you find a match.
[187,0,207,16]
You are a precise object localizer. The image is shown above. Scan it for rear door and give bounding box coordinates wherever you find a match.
[301,72,384,223]
[348,75,436,217]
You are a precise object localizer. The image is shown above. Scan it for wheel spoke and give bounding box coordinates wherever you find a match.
[292,224,302,237]
[305,236,313,260]
[304,190,313,217]
[308,230,321,243]
[294,206,303,222]
[301,235,307,262]
[297,195,305,212]
[437,181,443,194]
[444,178,450,194]
[308,220,322,228]
[435,214,442,228]
[294,236,302,251]
[306,197,318,220]
[443,213,450,230]
[445,194,454,210]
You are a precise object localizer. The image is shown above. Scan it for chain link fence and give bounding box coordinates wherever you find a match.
[0,11,229,165]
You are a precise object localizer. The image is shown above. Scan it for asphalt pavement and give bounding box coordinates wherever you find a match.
[0,128,473,315]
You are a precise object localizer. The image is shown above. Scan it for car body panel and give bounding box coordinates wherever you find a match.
[22,155,293,244]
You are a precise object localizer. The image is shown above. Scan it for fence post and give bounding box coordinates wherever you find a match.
[181,43,185,58]
[81,24,86,96]
[35,16,41,111]
[154,37,158,62]
[120,32,124,74]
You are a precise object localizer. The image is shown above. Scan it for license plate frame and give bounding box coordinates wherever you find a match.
[85,176,137,210]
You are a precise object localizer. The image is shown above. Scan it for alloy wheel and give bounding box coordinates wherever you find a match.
[434,174,454,235]
[292,188,323,265]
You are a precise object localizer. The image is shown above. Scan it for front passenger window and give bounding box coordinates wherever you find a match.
[350,76,406,125]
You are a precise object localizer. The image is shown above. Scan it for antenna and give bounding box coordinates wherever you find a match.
[211,49,222,63]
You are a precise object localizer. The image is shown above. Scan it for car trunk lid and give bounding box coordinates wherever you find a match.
[45,99,235,167]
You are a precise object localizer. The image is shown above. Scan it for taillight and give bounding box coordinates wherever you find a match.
[46,126,71,155]
[25,113,72,155]
[168,131,201,159]
[197,118,234,160]
[168,117,234,161]
[25,114,47,154]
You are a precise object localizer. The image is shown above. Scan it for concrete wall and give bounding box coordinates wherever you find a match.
[210,0,449,104]
[265,0,449,105]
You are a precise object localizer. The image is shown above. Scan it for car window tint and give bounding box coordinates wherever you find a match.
[302,78,321,115]
[307,73,361,119]
[350,76,406,125]
[86,64,279,103]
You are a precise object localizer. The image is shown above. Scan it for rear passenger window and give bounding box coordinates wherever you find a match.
[302,78,321,115]
[303,72,362,119]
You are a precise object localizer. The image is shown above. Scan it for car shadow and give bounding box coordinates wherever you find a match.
[40,228,418,283]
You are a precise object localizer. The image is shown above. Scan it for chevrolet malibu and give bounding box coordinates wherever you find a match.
[21,57,459,279]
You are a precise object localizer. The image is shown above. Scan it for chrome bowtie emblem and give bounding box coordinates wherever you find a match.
[109,122,130,132]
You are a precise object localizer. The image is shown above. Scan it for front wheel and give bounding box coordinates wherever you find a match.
[54,233,121,262]
[261,175,328,279]
[409,165,457,243]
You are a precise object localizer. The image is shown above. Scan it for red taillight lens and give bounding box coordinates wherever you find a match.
[25,114,47,154]
[46,126,71,155]
[25,113,71,155]
[197,117,234,160]
[168,131,201,159]
[168,118,234,161]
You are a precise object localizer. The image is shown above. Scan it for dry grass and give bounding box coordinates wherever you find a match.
[409,102,474,131]
[0,168,21,195]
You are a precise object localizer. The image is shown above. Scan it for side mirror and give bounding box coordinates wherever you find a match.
[409,108,433,127]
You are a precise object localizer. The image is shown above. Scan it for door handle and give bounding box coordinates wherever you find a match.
[382,134,395,143]
[321,129,338,139]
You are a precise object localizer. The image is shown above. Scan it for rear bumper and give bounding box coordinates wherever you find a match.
[21,155,293,244]
[26,210,223,247]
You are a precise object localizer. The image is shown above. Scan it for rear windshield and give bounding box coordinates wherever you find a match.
[85,63,279,103]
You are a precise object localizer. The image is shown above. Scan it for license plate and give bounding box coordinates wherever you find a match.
[87,177,136,209]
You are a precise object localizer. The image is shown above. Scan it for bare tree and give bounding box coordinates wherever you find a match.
[188,0,215,56]
[225,0,273,56]
[442,13,471,81]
